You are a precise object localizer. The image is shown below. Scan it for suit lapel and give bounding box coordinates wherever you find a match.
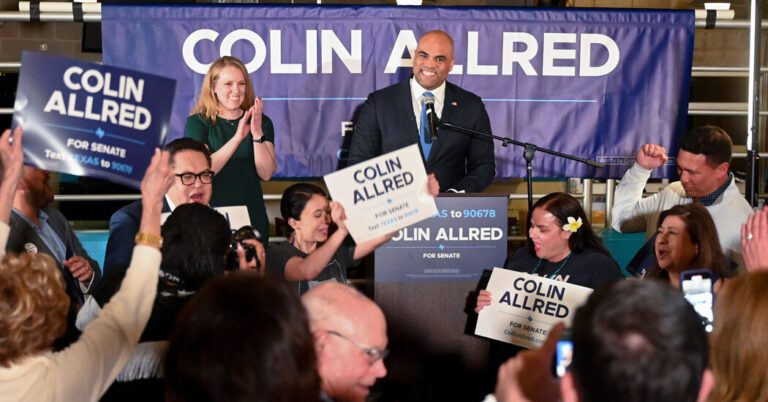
[10,210,85,304]
[10,211,58,261]
[397,80,419,141]
[43,207,73,259]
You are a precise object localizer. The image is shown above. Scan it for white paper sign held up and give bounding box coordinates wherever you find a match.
[324,144,437,243]
[475,268,593,349]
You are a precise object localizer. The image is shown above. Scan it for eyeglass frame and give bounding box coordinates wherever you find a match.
[325,330,389,365]
[175,170,214,186]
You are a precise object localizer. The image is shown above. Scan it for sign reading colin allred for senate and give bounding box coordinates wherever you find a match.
[475,268,593,349]
[374,195,507,283]
[323,144,437,244]
[12,52,176,188]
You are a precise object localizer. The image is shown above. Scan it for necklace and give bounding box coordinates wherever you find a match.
[529,252,572,279]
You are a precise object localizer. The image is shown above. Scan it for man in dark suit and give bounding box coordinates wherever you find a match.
[348,30,495,193]
[101,138,213,278]
[7,166,101,349]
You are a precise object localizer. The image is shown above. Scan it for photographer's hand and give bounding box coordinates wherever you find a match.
[238,238,266,275]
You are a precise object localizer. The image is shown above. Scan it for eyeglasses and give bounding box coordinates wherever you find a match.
[176,170,214,186]
[325,330,389,365]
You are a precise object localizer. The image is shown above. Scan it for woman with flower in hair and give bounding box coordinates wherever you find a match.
[476,192,624,312]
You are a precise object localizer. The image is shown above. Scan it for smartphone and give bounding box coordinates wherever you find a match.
[680,269,714,333]
[552,329,573,378]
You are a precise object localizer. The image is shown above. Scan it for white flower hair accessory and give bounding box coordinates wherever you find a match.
[563,217,583,233]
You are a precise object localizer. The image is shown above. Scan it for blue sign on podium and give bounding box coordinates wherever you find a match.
[12,52,176,188]
[375,195,508,283]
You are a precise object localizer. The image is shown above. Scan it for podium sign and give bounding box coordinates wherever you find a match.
[375,195,507,283]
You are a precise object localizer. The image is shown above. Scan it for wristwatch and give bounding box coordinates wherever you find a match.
[135,232,163,249]
[253,135,266,144]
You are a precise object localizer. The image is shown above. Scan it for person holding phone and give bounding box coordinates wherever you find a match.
[185,56,277,244]
[644,203,730,292]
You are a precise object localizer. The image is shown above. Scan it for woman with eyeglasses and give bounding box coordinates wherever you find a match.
[185,56,277,244]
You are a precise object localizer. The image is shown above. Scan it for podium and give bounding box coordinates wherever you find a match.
[373,195,508,401]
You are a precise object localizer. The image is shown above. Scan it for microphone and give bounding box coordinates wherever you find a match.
[422,96,440,143]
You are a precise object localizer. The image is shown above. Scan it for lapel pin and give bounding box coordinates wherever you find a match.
[451,101,458,107]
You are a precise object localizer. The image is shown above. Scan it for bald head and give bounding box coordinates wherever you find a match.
[302,283,388,402]
[413,30,455,91]
[304,282,382,328]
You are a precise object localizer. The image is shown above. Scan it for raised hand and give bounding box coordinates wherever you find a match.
[330,201,348,233]
[249,97,264,139]
[742,207,768,272]
[140,149,174,206]
[635,144,668,170]
[0,127,24,191]
[235,108,253,141]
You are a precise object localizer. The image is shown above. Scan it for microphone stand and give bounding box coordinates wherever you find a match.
[437,121,605,212]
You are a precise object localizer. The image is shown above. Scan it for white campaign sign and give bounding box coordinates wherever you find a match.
[324,144,437,243]
[475,268,593,349]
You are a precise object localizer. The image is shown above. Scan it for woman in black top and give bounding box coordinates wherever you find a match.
[266,183,391,295]
[476,192,624,312]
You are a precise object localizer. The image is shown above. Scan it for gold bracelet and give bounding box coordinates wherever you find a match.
[135,232,163,249]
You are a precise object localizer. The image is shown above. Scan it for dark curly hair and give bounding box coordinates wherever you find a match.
[165,273,321,402]
[280,183,328,236]
[160,203,231,290]
[528,192,609,256]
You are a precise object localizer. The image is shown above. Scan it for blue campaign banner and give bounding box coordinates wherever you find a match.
[12,52,176,188]
[375,195,507,283]
[102,5,693,179]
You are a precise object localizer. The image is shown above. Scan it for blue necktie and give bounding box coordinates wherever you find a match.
[420,91,434,160]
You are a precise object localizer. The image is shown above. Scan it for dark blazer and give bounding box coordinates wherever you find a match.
[348,79,495,193]
[95,199,171,306]
[7,206,102,349]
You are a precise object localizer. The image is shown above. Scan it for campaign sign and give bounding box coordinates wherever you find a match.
[324,144,437,243]
[12,52,176,188]
[475,268,593,349]
[375,195,507,283]
[102,6,693,179]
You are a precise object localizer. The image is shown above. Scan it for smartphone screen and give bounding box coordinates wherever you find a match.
[554,339,573,378]
[680,270,714,333]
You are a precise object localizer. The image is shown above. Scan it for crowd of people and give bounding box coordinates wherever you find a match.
[2,28,768,402]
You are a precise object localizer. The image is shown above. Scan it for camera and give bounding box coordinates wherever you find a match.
[225,226,262,271]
